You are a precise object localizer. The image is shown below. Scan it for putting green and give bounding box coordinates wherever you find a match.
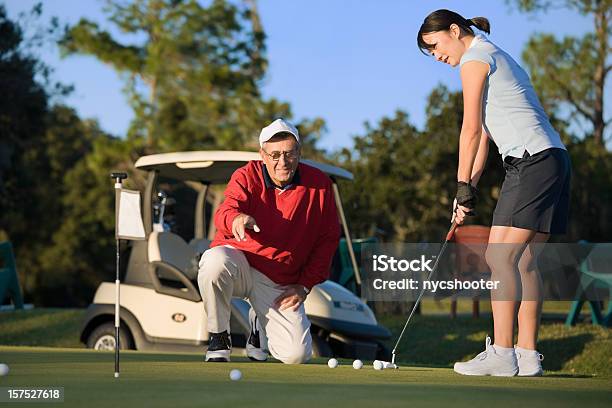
[0,346,610,407]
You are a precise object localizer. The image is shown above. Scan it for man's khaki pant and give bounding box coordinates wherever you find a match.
[197,245,312,364]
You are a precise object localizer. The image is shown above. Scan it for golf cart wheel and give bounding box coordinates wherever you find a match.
[87,323,133,351]
[311,334,333,358]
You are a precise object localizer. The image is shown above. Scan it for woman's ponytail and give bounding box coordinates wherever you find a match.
[468,17,491,34]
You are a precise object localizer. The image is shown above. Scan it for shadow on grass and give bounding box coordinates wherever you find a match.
[545,373,594,378]
[380,315,492,367]
[538,333,594,371]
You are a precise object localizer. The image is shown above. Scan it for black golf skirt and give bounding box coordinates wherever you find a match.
[492,147,571,234]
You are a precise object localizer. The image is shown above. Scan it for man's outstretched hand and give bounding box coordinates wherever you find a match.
[273,284,308,311]
[232,213,261,241]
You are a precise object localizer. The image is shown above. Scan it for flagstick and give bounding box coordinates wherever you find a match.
[111,172,127,378]
[114,234,120,378]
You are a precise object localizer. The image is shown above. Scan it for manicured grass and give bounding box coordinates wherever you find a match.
[0,300,594,348]
[0,347,611,408]
[0,308,84,348]
[1,304,610,378]
[378,315,612,376]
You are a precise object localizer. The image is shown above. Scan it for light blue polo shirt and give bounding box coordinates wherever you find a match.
[460,34,566,159]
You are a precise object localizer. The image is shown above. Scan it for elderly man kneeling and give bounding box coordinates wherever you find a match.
[197,119,340,364]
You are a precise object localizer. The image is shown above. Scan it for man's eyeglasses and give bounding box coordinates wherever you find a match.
[262,149,299,162]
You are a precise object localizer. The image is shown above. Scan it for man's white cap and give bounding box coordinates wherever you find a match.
[259,118,300,147]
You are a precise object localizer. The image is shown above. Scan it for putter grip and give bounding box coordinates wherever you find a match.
[445,222,458,242]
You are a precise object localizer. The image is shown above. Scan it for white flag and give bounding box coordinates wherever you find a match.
[117,189,146,240]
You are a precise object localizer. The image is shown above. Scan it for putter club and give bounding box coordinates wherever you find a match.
[390,221,459,367]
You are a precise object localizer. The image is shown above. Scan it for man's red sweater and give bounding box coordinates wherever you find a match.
[210,161,341,290]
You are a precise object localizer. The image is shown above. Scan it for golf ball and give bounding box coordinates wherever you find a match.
[229,369,242,381]
[0,363,9,376]
[327,358,338,368]
[373,360,383,370]
[352,359,363,370]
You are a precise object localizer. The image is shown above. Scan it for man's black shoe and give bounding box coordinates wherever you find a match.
[246,315,268,361]
[205,331,231,362]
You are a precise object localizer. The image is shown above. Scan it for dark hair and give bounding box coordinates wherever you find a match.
[417,9,490,55]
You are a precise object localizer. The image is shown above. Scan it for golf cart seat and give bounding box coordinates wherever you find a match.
[147,231,201,301]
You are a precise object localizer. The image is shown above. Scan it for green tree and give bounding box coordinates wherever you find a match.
[0,4,114,304]
[0,4,53,298]
[565,139,612,240]
[337,86,504,242]
[0,6,48,200]
[508,0,611,147]
[60,0,325,154]
[35,133,131,306]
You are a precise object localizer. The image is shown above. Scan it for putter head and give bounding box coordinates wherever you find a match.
[390,349,399,370]
[382,361,398,370]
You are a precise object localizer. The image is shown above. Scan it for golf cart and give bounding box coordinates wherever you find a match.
[80,151,391,360]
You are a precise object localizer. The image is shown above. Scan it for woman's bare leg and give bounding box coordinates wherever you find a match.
[486,226,538,348]
[516,233,549,350]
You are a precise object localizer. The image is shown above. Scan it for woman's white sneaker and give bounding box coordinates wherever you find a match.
[515,346,544,376]
[453,336,518,376]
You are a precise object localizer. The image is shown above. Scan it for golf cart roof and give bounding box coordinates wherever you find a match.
[134,151,353,183]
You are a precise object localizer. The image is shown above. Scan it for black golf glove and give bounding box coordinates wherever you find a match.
[455,181,477,214]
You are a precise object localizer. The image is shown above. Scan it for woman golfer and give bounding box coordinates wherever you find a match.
[417,9,571,376]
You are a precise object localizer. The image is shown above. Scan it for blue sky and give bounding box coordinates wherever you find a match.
[4,0,596,151]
